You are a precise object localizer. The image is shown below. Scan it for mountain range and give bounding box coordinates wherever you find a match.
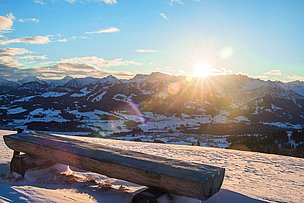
[0,73,303,135]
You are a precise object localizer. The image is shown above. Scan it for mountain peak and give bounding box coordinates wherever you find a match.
[62,76,74,80]
[18,76,45,85]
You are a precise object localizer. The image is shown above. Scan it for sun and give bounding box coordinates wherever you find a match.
[192,62,213,78]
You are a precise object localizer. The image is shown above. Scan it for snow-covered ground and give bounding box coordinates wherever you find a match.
[0,130,303,203]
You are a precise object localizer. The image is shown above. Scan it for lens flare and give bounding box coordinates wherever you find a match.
[127,98,146,124]
[219,46,234,60]
[167,82,181,95]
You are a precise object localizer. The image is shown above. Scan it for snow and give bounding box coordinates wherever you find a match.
[139,115,211,132]
[271,104,282,111]
[141,90,151,95]
[212,114,228,124]
[91,91,107,102]
[9,108,68,124]
[71,87,91,97]
[99,75,120,84]
[46,76,73,87]
[13,96,36,102]
[234,116,250,123]
[18,76,45,85]
[69,109,116,120]
[262,122,304,129]
[288,81,304,96]
[41,91,67,98]
[7,107,27,115]
[291,86,304,96]
[0,130,303,203]
[115,111,144,123]
[112,94,128,102]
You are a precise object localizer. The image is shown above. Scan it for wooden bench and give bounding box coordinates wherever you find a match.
[4,132,225,202]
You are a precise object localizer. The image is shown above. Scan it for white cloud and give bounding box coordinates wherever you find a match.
[33,0,45,4]
[169,0,184,5]
[100,0,117,5]
[0,36,50,45]
[264,70,282,76]
[159,13,169,20]
[57,38,68,43]
[18,18,40,23]
[136,49,159,53]
[85,27,120,34]
[0,13,15,31]
[60,56,142,67]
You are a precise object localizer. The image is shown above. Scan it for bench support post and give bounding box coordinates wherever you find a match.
[10,151,20,172]
[132,188,166,203]
[9,152,56,177]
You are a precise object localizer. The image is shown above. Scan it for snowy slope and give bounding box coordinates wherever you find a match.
[0,130,303,203]
[0,78,19,88]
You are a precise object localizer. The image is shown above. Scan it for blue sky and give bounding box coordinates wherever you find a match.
[0,0,303,81]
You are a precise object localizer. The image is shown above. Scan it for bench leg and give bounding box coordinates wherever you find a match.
[132,188,166,203]
[10,151,20,172]
[9,152,56,177]
[7,151,20,180]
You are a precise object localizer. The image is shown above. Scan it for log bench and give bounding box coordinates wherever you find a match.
[3,132,225,202]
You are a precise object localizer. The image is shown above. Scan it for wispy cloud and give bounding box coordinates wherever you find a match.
[33,0,45,4]
[0,57,137,80]
[60,56,142,67]
[264,69,282,76]
[85,27,120,34]
[33,0,117,5]
[136,49,159,53]
[0,47,47,67]
[57,38,68,43]
[65,0,76,3]
[159,13,169,20]
[21,55,47,60]
[101,0,117,5]
[0,36,50,45]
[0,48,30,56]
[18,18,40,23]
[0,56,23,67]
[169,0,184,5]
[35,63,132,80]
[0,48,29,67]
[0,13,15,31]
[168,0,200,5]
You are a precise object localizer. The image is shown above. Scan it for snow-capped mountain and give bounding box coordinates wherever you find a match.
[46,76,74,87]
[66,77,103,88]
[0,73,304,135]
[0,78,19,88]
[17,76,46,85]
[99,75,121,84]
[287,81,304,96]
